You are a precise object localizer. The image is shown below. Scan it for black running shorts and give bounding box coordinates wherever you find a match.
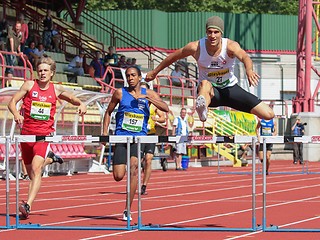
[144,143,156,155]
[209,84,262,113]
[259,143,273,151]
[113,143,145,165]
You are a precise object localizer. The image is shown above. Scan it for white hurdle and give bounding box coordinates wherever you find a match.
[0,136,12,229]
[6,134,320,232]
[135,135,259,232]
[12,135,135,230]
[260,135,320,232]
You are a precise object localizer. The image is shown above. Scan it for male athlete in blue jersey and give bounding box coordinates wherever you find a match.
[256,118,278,175]
[103,66,169,221]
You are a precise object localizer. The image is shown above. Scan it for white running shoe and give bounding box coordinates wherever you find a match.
[122,210,132,221]
[196,95,208,122]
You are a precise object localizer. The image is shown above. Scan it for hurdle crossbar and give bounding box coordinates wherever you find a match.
[13,135,136,230]
[218,135,312,175]
[260,136,320,232]
[135,135,260,232]
[7,134,320,232]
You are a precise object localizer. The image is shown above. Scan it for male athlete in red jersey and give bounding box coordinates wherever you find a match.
[8,56,87,219]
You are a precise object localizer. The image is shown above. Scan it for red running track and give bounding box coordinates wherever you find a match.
[0,160,320,240]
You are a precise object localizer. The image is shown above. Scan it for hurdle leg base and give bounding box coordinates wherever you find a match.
[267,224,279,230]
[17,223,42,229]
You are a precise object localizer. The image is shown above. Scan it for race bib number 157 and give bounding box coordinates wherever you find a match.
[122,112,144,132]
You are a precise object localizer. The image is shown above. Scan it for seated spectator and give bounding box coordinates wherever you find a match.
[67,51,85,76]
[0,17,8,50]
[117,55,127,68]
[126,58,132,67]
[25,22,41,47]
[89,50,105,78]
[18,13,28,52]
[104,46,118,66]
[33,42,45,67]
[23,41,37,68]
[51,23,61,52]
[170,64,184,87]
[131,58,140,69]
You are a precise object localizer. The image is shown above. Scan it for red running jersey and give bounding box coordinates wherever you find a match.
[21,80,57,136]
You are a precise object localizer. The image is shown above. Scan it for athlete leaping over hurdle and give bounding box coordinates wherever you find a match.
[145,16,274,121]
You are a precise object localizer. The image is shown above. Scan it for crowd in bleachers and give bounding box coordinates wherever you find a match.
[0,7,191,94]
[86,46,141,87]
[0,10,64,87]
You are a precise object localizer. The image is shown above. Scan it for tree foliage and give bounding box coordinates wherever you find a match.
[86,0,299,15]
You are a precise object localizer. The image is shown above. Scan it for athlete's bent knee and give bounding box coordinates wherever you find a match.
[264,108,275,120]
[114,175,124,182]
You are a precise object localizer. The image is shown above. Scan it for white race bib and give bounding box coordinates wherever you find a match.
[30,101,51,120]
[262,127,272,136]
[207,68,230,87]
[122,112,144,132]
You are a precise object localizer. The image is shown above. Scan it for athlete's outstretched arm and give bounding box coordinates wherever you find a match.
[145,41,197,82]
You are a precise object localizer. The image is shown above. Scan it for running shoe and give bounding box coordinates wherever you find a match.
[122,210,132,221]
[19,201,30,219]
[196,95,207,122]
[141,185,148,195]
[47,151,64,164]
[20,173,30,180]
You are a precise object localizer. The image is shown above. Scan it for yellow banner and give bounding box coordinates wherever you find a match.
[214,110,257,135]
[228,111,257,135]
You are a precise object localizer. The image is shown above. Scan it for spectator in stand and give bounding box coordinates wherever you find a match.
[67,51,85,76]
[51,23,61,52]
[90,50,105,78]
[23,41,37,68]
[117,55,127,68]
[126,58,132,67]
[42,9,53,51]
[172,108,189,170]
[33,43,45,67]
[103,46,120,84]
[25,22,41,47]
[104,46,118,67]
[0,16,8,50]
[5,21,22,87]
[131,58,140,69]
[18,13,28,52]
[170,64,183,87]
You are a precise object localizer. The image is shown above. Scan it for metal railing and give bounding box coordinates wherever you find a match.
[0,51,34,88]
